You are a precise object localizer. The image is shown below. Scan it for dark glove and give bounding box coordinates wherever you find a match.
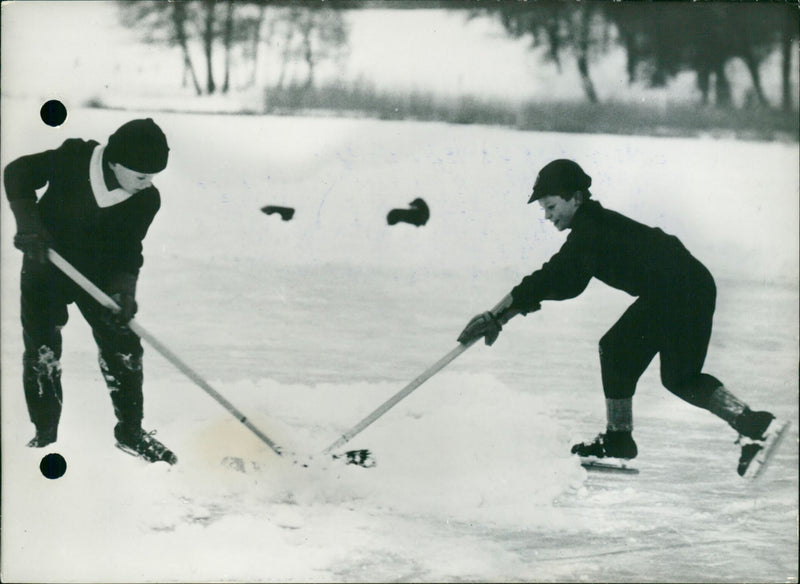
[9,199,52,264]
[457,311,503,346]
[104,273,138,326]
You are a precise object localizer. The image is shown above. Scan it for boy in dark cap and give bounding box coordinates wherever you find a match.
[457,159,784,478]
[4,118,177,465]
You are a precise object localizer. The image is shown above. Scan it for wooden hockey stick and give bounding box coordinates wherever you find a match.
[322,341,475,458]
[322,296,513,459]
[46,249,285,458]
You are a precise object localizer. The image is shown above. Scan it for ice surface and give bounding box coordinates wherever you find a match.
[1,99,797,582]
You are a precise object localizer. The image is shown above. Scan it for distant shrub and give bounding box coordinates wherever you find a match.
[264,82,798,142]
[516,101,798,141]
[447,96,517,126]
[265,82,517,126]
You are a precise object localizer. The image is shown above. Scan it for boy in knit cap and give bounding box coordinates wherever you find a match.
[457,159,784,478]
[4,118,177,464]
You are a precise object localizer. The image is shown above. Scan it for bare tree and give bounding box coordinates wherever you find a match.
[242,2,271,88]
[295,4,348,88]
[200,0,217,94]
[574,5,599,104]
[267,4,348,90]
[221,0,235,93]
[780,6,798,112]
[482,2,609,103]
[274,9,297,89]
[296,8,317,89]
[173,2,203,96]
[118,1,203,95]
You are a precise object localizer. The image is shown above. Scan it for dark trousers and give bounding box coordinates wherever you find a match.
[598,265,722,409]
[20,258,144,434]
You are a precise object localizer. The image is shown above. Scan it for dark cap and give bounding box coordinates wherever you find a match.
[528,159,591,203]
[106,118,169,174]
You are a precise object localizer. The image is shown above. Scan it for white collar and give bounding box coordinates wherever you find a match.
[89,145,133,208]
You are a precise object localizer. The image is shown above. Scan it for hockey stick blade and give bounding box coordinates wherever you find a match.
[331,449,376,468]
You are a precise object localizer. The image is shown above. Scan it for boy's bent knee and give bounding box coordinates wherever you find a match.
[662,372,722,408]
[24,345,63,377]
[99,351,143,374]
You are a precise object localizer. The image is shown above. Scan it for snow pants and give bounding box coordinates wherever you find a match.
[19,258,144,434]
[598,263,722,409]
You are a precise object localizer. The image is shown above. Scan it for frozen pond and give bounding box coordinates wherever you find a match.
[1,100,797,582]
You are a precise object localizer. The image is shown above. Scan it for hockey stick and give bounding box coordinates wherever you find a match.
[322,341,476,460]
[46,249,285,458]
[322,297,510,462]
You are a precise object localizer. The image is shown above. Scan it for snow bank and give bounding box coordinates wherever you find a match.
[2,369,587,582]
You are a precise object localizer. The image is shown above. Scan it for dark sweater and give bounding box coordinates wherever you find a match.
[4,138,160,281]
[510,200,710,313]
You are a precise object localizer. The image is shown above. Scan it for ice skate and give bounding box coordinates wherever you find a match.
[572,431,638,472]
[26,427,57,448]
[571,430,638,459]
[115,425,177,465]
[735,412,789,479]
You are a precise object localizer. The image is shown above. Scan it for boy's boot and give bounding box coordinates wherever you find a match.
[707,386,780,477]
[571,398,638,459]
[101,351,177,465]
[732,407,782,478]
[114,423,178,465]
[27,427,58,448]
[733,409,785,478]
[23,344,63,448]
[571,431,638,459]
[733,408,775,441]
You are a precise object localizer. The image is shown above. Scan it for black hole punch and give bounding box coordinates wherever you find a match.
[40,100,68,127]
[40,452,67,479]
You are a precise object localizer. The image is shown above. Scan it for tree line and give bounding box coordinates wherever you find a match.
[119,1,798,110]
[485,1,797,110]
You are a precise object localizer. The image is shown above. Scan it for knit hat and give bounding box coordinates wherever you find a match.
[528,159,592,203]
[106,118,169,174]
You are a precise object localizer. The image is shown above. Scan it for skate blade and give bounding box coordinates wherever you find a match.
[580,457,639,474]
[745,419,790,480]
[115,442,178,465]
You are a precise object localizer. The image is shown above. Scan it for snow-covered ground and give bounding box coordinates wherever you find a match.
[1,97,797,582]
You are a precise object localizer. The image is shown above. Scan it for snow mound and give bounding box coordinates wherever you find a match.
[141,371,586,532]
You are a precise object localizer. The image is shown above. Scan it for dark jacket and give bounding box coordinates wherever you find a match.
[510,199,711,313]
[4,138,160,281]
